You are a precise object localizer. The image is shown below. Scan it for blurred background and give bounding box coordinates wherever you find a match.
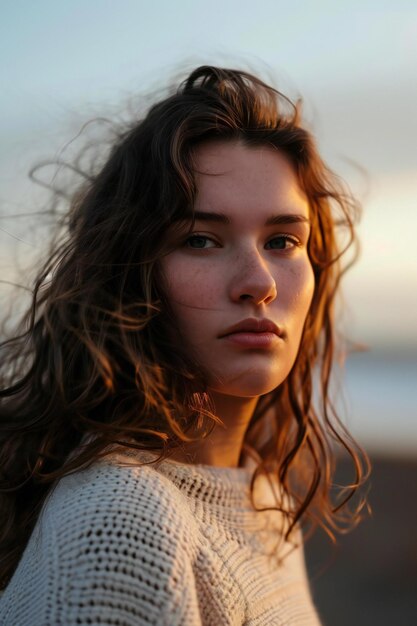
[1,1,416,623]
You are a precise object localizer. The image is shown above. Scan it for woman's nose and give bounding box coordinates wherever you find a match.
[229,249,277,305]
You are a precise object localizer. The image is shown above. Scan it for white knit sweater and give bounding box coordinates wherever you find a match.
[0,448,321,625]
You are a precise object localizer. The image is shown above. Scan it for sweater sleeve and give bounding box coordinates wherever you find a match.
[0,463,203,626]
[51,465,203,626]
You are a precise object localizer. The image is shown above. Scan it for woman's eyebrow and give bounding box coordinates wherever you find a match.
[188,210,311,226]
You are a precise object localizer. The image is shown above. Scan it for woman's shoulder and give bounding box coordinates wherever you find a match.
[37,453,199,590]
[44,452,195,535]
[1,455,201,625]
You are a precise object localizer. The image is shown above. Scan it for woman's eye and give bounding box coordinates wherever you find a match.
[184,234,217,249]
[266,235,299,250]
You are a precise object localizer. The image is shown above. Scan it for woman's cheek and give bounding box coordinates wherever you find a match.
[299,264,315,315]
[285,260,314,310]
[163,259,218,310]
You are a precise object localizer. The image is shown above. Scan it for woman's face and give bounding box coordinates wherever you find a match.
[159,140,315,399]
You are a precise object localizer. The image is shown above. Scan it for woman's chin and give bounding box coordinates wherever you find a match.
[208,371,287,399]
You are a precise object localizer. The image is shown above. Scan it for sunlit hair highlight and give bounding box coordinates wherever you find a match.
[0,65,370,588]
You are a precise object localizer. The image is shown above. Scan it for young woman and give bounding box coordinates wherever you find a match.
[0,66,369,624]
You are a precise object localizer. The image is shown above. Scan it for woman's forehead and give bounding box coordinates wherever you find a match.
[192,140,310,222]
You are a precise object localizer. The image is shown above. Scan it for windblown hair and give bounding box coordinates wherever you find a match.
[0,65,370,588]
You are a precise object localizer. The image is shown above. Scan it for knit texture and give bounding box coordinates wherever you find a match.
[0,448,321,625]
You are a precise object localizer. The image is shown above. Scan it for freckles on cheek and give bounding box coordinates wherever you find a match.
[287,263,315,311]
[166,264,218,309]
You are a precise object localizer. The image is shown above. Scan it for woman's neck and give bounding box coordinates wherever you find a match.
[168,392,259,468]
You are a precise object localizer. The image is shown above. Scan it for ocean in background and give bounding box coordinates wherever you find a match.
[342,350,417,458]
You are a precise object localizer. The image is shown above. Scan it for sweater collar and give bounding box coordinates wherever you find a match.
[113,447,279,511]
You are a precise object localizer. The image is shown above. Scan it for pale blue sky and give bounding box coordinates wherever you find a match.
[1,0,417,351]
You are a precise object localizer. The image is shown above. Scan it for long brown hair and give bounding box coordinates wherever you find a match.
[0,65,370,587]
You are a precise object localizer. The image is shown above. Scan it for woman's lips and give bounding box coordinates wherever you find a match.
[218,317,283,339]
[221,331,281,348]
